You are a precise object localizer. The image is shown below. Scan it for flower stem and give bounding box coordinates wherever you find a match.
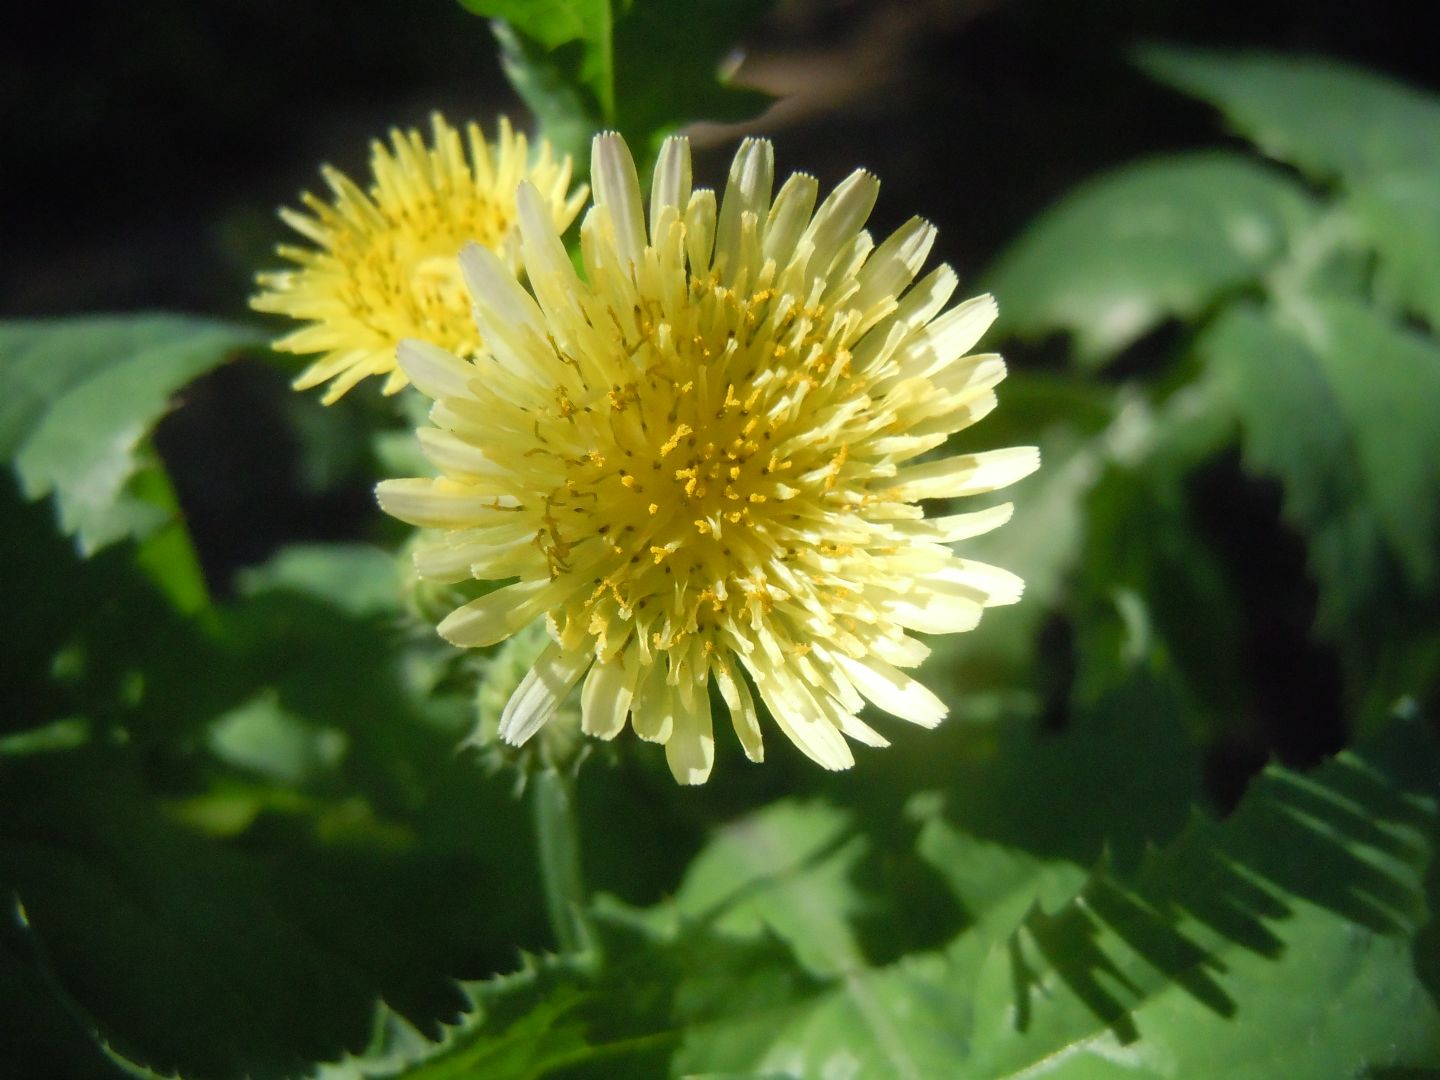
[531,766,589,955]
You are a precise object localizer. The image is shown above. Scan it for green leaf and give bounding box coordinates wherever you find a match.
[0,523,552,1079]
[0,901,130,1080]
[933,370,1237,714]
[0,314,262,612]
[665,800,869,980]
[459,0,615,114]
[490,21,602,187]
[1352,174,1440,328]
[609,0,774,154]
[984,152,1316,366]
[0,472,233,749]
[912,674,1206,880]
[962,718,1440,1079]
[1,314,260,552]
[1,749,445,1080]
[691,719,1440,1078]
[234,542,407,619]
[1070,440,1250,739]
[310,960,604,1080]
[1138,46,1440,185]
[666,680,1204,1076]
[1139,46,1440,328]
[1198,299,1440,714]
[461,0,773,165]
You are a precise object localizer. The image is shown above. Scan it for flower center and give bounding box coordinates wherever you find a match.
[538,275,875,660]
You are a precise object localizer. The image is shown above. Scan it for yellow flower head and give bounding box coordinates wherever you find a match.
[252,114,587,403]
[378,133,1039,783]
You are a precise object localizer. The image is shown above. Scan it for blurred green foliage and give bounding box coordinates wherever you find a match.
[1,8,1438,1078]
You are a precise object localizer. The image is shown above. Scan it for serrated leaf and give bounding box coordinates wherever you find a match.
[699,720,1440,1078]
[0,901,130,1080]
[1140,46,1440,329]
[312,911,769,1080]
[667,800,868,980]
[1353,174,1440,330]
[1199,300,1440,666]
[984,152,1316,366]
[963,719,1440,1078]
[1,314,261,556]
[0,750,437,1080]
[1138,46,1440,184]
[1070,444,1250,738]
[458,0,614,110]
[911,673,1205,890]
[461,0,773,165]
[0,522,544,1080]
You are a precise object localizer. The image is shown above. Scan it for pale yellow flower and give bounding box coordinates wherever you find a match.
[378,133,1038,783]
[252,114,587,403]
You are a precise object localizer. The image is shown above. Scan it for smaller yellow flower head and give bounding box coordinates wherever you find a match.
[379,133,1039,784]
[252,114,587,403]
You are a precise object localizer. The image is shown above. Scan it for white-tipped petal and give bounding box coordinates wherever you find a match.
[834,653,947,728]
[499,641,592,746]
[715,138,774,283]
[592,132,647,269]
[684,189,717,275]
[853,216,936,318]
[933,559,1027,607]
[749,660,855,771]
[416,428,502,479]
[377,478,503,528]
[836,711,890,747]
[897,294,1000,381]
[515,182,576,281]
[800,168,880,278]
[396,339,477,401]
[438,578,561,648]
[764,173,820,266]
[650,136,693,236]
[459,241,551,379]
[890,446,1041,501]
[904,502,1015,543]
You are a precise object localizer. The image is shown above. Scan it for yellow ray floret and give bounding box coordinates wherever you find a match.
[252,114,587,403]
[378,132,1040,784]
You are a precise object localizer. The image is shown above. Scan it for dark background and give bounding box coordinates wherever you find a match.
[6,0,1439,322]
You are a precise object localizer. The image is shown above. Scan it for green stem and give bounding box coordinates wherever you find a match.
[531,766,590,955]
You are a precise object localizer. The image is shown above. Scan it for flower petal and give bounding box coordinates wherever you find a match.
[650,136,693,234]
[889,446,1041,500]
[396,339,478,401]
[665,674,716,784]
[438,578,561,647]
[715,655,764,763]
[498,641,592,746]
[834,652,947,728]
[581,647,640,740]
[592,131,647,269]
